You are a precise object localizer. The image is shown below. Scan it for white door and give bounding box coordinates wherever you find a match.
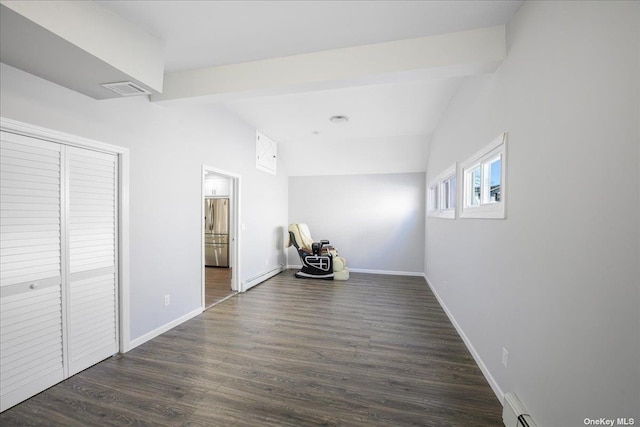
[0,132,65,412]
[0,131,119,411]
[66,146,118,376]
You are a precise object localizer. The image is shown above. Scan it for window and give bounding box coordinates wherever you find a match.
[442,175,457,210]
[427,164,456,219]
[460,133,507,219]
[428,184,439,211]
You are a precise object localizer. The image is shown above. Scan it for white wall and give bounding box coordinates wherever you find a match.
[289,173,425,274]
[0,63,288,342]
[281,134,429,177]
[425,2,639,426]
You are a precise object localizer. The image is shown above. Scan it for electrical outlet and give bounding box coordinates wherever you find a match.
[502,347,508,368]
[164,294,170,306]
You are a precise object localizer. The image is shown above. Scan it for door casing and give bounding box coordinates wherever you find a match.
[0,117,131,352]
[201,165,242,307]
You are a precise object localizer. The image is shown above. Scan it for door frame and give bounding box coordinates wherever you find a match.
[0,117,131,352]
[201,165,242,307]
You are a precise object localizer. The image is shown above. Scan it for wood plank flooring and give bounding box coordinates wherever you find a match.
[205,267,233,308]
[0,271,503,426]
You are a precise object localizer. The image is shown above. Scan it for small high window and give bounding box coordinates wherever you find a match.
[427,164,456,219]
[460,133,507,219]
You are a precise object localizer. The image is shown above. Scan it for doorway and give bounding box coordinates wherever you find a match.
[202,166,240,309]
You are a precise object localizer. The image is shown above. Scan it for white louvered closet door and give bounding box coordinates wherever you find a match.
[0,131,65,412]
[66,146,118,376]
[0,129,119,412]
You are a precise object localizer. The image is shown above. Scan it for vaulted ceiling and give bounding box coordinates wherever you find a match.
[1,0,523,170]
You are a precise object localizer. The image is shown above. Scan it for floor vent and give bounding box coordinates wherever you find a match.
[503,392,538,427]
[101,81,151,96]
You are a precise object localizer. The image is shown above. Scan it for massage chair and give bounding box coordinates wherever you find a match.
[287,223,349,280]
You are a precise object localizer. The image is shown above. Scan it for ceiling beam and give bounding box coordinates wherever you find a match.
[152,25,505,105]
[0,0,164,98]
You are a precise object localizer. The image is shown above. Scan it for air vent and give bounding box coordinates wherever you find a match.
[101,81,151,97]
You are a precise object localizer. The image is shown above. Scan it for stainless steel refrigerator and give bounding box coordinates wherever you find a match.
[204,198,229,267]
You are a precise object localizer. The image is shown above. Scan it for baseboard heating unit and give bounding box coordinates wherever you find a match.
[503,392,538,427]
[242,265,284,291]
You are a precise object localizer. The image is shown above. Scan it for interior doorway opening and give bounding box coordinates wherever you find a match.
[202,166,240,309]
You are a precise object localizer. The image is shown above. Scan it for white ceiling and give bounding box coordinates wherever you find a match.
[223,78,465,144]
[98,0,522,72]
[95,0,522,149]
[1,1,522,160]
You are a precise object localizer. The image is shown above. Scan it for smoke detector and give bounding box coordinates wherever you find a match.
[329,115,349,124]
[101,81,151,97]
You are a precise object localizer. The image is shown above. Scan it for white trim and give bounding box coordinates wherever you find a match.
[0,117,132,353]
[427,163,457,219]
[424,275,504,402]
[127,307,203,351]
[349,268,425,277]
[235,178,243,291]
[287,265,425,277]
[201,165,242,301]
[0,118,127,155]
[118,152,131,351]
[59,145,70,376]
[242,265,285,291]
[459,133,508,219]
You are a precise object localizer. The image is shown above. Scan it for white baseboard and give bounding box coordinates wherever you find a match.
[424,275,504,403]
[286,264,425,277]
[125,265,286,352]
[126,307,203,352]
[349,268,425,277]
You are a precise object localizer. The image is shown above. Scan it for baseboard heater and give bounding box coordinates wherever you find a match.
[503,393,538,427]
[242,265,284,291]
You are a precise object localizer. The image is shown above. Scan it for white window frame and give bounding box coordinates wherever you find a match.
[427,163,457,219]
[460,133,508,219]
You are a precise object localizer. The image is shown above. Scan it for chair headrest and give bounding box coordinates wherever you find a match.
[287,223,314,250]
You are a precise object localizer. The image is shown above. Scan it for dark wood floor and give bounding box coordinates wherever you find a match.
[0,271,503,426]
[205,267,233,308]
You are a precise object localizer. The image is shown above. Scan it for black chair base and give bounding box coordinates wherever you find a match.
[289,229,337,280]
[294,270,334,280]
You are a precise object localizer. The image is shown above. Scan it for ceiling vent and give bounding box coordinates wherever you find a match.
[101,81,151,97]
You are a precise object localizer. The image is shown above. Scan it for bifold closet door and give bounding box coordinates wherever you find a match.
[0,130,119,411]
[66,146,118,376]
[0,131,65,412]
